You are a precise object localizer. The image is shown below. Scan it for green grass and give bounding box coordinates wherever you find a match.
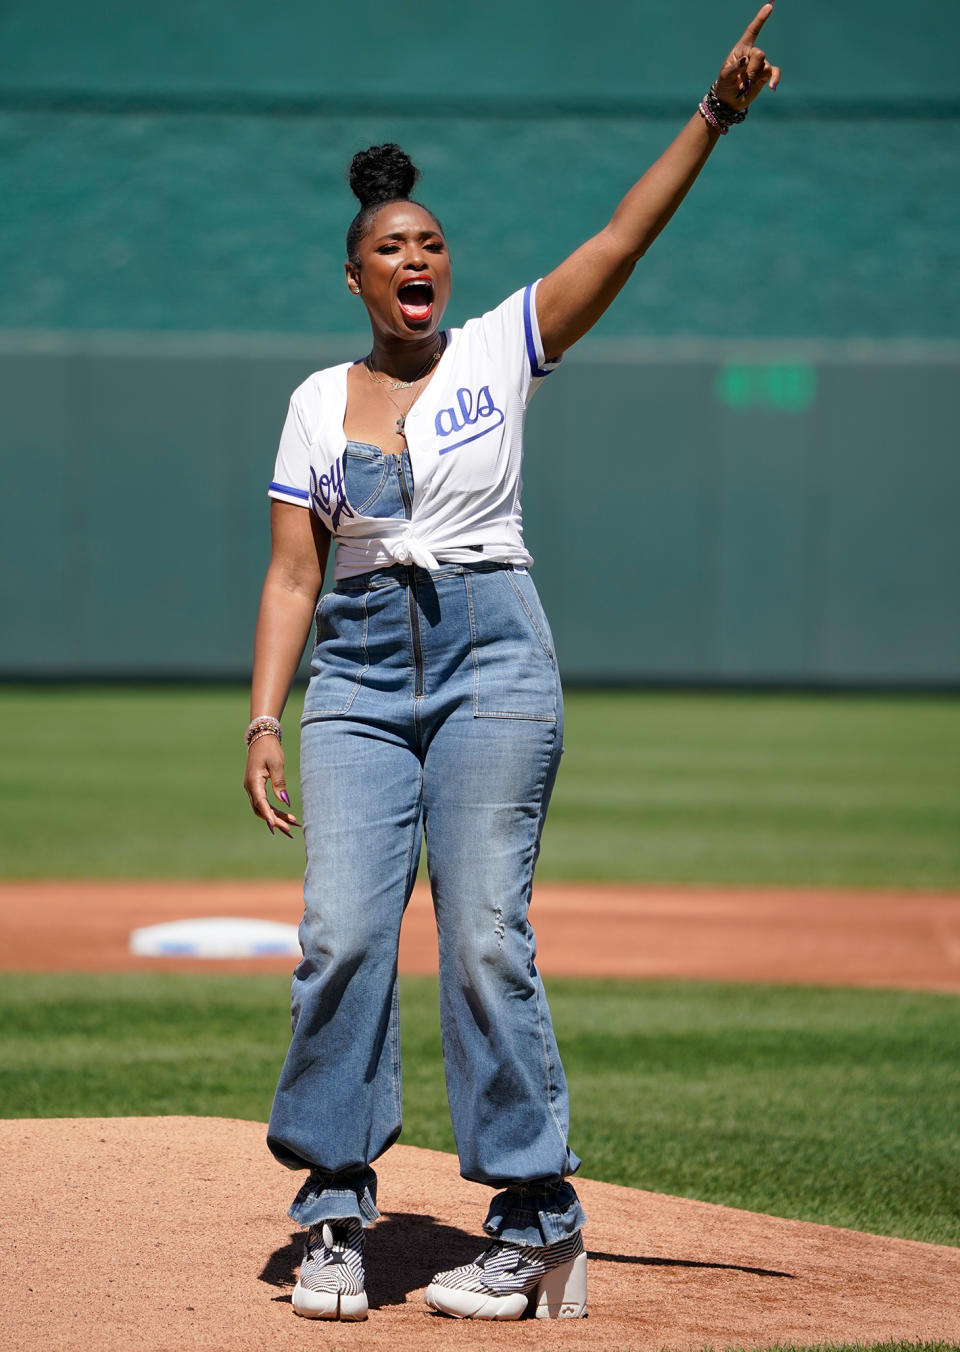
[3,973,958,1248]
[1,686,959,887]
[545,691,960,889]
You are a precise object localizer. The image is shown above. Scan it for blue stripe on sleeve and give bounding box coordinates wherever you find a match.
[268,481,310,500]
[522,282,557,379]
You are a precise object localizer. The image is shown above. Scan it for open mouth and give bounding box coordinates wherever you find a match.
[398,277,434,322]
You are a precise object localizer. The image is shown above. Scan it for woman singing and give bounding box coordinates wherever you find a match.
[244,4,780,1321]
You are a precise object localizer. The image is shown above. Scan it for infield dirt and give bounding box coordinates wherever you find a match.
[3,878,960,989]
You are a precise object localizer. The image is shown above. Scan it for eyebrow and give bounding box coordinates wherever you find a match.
[374,229,444,243]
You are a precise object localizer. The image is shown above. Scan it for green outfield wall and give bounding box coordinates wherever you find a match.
[1,1,957,682]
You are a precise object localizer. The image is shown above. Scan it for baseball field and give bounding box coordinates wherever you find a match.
[2,685,959,1351]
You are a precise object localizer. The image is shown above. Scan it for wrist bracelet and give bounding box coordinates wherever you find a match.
[699,81,749,135]
[247,727,280,750]
[245,715,282,747]
[698,98,725,134]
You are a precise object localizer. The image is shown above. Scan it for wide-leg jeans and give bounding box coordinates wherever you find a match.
[266,560,584,1245]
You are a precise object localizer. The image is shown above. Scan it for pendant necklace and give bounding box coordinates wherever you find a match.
[364,335,445,439]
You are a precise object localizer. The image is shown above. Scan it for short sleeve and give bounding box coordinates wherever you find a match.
[267,395,312,507]
[474,279,561,408]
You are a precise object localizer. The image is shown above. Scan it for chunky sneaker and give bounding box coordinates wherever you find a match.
[292,1218,368,1320]
[425,1231,587,1320]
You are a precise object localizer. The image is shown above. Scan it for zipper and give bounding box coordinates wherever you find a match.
[396,451,413,519]
[397,455,424,698]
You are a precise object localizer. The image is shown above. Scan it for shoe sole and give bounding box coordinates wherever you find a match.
[425,1250,587,1321]
[292,1281,368,1320]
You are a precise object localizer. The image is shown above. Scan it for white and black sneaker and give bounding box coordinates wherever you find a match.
[425,1231,587,1320]
[292,1217,368,1320]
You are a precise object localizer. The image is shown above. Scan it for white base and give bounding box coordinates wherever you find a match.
[129,916,300,959]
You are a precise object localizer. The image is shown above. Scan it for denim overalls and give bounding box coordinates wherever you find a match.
[267,443,585,1247]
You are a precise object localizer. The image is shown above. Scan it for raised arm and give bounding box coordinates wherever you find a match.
[243,501,330,836]
[536,3,781,359]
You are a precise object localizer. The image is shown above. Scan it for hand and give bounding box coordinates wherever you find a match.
[243,736,300,838]
[714,3,782,110]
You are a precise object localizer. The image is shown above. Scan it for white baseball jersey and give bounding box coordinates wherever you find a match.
[268,281,559,580]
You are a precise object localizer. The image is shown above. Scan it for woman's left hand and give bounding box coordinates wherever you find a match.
[714,3,782,109]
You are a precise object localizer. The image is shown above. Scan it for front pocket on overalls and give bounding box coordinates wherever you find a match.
[302,589,371,719]
[465,569,559,722]
[343,445,408,519]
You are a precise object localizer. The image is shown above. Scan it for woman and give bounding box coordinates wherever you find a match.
[244,5,780,1322]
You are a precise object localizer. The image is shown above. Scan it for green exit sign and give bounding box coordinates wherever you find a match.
[715,362,817,414]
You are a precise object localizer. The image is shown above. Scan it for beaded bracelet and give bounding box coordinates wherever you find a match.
[247,727,280,750]
[698,82,749,135]
[245,715,282,747]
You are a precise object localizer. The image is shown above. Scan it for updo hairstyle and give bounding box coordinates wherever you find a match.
[345,143,442,262]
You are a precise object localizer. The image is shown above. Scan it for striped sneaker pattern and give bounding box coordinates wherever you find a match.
[431,1231,583,1296]
[292,1218,367,1320]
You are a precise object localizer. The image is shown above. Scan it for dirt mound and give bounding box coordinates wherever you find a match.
[3,1117,958,1352]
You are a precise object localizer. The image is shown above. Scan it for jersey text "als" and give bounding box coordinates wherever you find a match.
[435,386,505,454]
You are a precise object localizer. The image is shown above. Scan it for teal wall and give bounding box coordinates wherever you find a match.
[4,1,957,103]
[2,1,958,339]
[2,2,958,682]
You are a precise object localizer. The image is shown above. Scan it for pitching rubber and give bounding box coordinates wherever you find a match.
[425,1250,588,1321]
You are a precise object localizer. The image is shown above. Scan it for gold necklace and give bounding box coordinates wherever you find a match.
[363,336,445,438]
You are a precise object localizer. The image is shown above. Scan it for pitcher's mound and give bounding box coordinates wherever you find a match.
[3,1117,957,1352]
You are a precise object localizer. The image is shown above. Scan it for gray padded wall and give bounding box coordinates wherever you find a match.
[2,337,957,683]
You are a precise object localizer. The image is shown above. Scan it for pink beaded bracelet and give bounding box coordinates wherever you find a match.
[698,97,727,134]
[698,82,749,136]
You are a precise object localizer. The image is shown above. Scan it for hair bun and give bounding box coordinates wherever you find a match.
[348,143,420,210]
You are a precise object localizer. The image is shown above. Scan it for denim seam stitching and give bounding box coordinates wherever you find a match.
[389,981,402,1136]
[344,452,391,515]
[532,720,569,1156]
[534,979,569,1157]
[393,765,424,1131]
[312,593,329,650]
[356,592,370,711]
[473,710,556,722]
[504,568,555,661]
[464,572,482,716]
[302,591,371,718]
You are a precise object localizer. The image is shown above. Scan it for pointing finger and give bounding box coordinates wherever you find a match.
[739,2,774,49]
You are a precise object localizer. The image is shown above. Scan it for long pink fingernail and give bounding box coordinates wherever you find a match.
[267,821,275,834]
[280,790,290,805]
